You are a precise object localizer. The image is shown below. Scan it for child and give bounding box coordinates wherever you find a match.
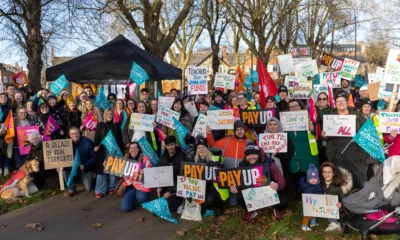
[320,162,353,231]
[299,164,323,231]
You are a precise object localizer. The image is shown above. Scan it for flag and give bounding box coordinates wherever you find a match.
[30,92,38,101]
[327,85,336,108]
[353,119,385,162]
[348,93,355,108]
[129,62,149,86]
[121,110,128,130]
[355,75,365,88]
[43,115,60,141]
[49,74,68,97]
[83,112,98,131]
[4,110,14,144]
[141,197,178,224]
[308,98,317,123]
[127,83,135,99]
[67,149,81,187]
[101,130,123,157]
[246,87,252,101]
[173,118,189,151]
[235,66,245,92]
[138,136,160,166]
[252,129,259,146]
[94,86,111,110]
[157,90,162,97]
[275,94,280,103]
[11,71,28,88]
[377,99,385,110]
[250,69,259,83]
[0,107,3,122]
[313,74,320,85]
[155,127,167,142]
[257,58,278,109]
[208,105,222,111]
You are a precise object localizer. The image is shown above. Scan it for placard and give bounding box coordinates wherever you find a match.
[384,49,400,84]
[156,107,180,129]
[284,75,299,85]
[378,83,393,99]
[375,66,385,82]
[287,80,312,99]
[379,112,400,133]
[143,166,174,188]
[321,52,343,71]
[259,133,288,153]
[320,71,341,88]
[214,72,235,90]
[206,109,234,130]
[292,57,312,66]
[341,58,360,80]
[280,111,309,131]
[192,114,208,137]
[287,47,312,58]
[158,96,175,110]
[313,84,330,102]
[277,54,295,75]
[368,73,376,83]
[323,115,356,137]
[242,186,280,211]
[239,109,275,127]
[182,162,220,182]
[17,126,39,155]
[103,155,143,178]
[295,60,318,78]
[130,113,156,132]
[43,139,74,170]
[302,194,339,219]
[176,176,206,200]
[368,82,381,101]
[215,166,269,189]
[187,66,208,95]
[184,102,198,118]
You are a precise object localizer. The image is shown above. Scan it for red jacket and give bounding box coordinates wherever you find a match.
[384,134,400,157]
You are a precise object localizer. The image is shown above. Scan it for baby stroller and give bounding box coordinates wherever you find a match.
[342,156,400,239]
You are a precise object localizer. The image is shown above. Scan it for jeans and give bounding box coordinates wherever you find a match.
[13,148,27,168]
[120,186,149,212]
[228,193,238,206]
[0,154,10,169]
[95,174,118,195]
[62,168,93,192]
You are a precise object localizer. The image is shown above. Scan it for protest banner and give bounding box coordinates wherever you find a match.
[280,111,309,131]
[379,112,400,133]
[295,60,318,78]
[320,71,341,88]
[258,133,288,153]
[49,74,68,97]
[214,72,235,90]
[182,162,220,182]
[84,112,98,131]
[284,75,299,85]
[176,176,207,200]
[103,155,143,178]
[277,54,295,75]
[207,109,234,130]
[156,107,180,129]
[292,57,312,66]
[215,166,270,189]
[158,96,175,110]
[187,66,208,95]
[17,126,39,155]
[144,166,174,188]
[129,113,155,132]
[353,119,385,162]
[375,66,385,82]
[287,80,312,99]
[240,109,275,127]
[323,115,356,137]
[287,47,312,58]
[341,58,360,80]
[242,186,280,211]
[43,139,74,170]
[384,49,400,84]
[313,84,330,102]
[192,114,208,137]
[302,194,339,219]
[321,52,343,71]
[184,102,198,118]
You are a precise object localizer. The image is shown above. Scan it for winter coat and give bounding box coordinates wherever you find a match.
[67,110,82,133]
[49,103,68,132]
[316,106,332,130]
[71,136,96,173]
[287,131,319,173]
[322,167,353,201]
[298,177,323,194]
[123,153,152,193]
[277,100,289,112]
[207,133,247,169]
[37,112,64,139]
[122,121,160,155]
[384,134,400,157]
[158,146,188,194]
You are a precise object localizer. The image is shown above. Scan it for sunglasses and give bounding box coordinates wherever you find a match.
[318,98,327,101]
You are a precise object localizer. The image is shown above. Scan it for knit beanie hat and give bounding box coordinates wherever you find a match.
[360,85,368,92]
[234,120,246,132]
[244,142,261,156]
[278,85,288,93]
[195,136,208,149]
[335,92,348,102]
[213,90,223,100]
[358,98,372,108]
[307,164,320,184]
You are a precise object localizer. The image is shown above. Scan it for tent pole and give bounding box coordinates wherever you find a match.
[154,81,158,98]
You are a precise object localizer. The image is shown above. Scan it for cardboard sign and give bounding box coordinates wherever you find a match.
[341,58,360,80]
[182,162,220,183]
[215,166,269,189]
[130,113,156,132]
[277,54,295,74]
[280,111,309,131]
[187,66,208,94]
[144,166,174,188]
[176,176,207,200]
[302,194,339,219]
[17,126,39,155]
[368,82,381,101]
[192,114,208,137]
[287,80,312,99]
[239,109,275,127]
[313,84,330,102]
[320,71,342,88]
[259,133,288,153]
[103,155,143,178]
[206,109,234,130]
[292,57,312,66]
[156,107,180,129]
[242,186,280,211]
[214,73,235,90]
[184,102,198,118]
[158,96,175,110]
[295,60,318,78]
[323,115,356,137]
[379,112,400,133]
[43,139,74,170]
[384,49,400,84]
[321,52,343,71]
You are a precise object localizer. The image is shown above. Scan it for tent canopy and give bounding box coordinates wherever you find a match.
[46,35,182,84]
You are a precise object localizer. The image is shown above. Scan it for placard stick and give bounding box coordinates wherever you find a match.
[341,139,354,154]
[388,84,398,112]
[59,168,65,191]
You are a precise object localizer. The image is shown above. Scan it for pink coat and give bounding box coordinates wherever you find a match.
[384,134,400,157]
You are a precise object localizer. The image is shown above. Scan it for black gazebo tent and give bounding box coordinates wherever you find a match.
[46,35,182,84]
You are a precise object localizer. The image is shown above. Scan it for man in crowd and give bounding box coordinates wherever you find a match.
[339,79,352,95]
[170,88,178,98]
[84,85,96,100]
[356,85,370,109]
[141,88,150,103]
[107,93,117,106]
[6,84,16,105]
[237,92,254,110]
[253,92,261,108]
[277,86,289,111]
[78,92,89,112]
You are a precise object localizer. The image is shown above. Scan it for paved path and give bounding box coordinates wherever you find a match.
[0,191,192,240]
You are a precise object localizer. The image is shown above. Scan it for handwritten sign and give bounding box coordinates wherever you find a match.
[323,115,356,137]
[103,155,143,178]
[187,66,208,95]
[302,194,339,219]
[284,75,299,85]
[207,109,234,130]
[280,111,309,131]
[158,96,175,110]
[341,58,360,80]
[379,112,400,133]
[184,102,198,118]
[177,176,206,200]
[214,73,235,90]
[192,114,208,137]
[321,52,343,71]
[156,107,180,129]
[130,113,155,132]
[182,162,220,183]
[215,166,269,189]
[259,133,287,153]
[43,139,74,170]
[242,186,280,211]
[287,80,312,99]
[320,71,341,88]
[292,57,312,66]
[384,49,400,84]
[368,73,376,83]
[239,109,275,127]
[144,166,174,188]
[295,60,318,78]
[313,84,330,102]
[17,126,39,155]
[375,66,385,82]
[277,54,295,75]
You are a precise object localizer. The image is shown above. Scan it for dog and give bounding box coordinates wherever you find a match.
[0,160,40,203]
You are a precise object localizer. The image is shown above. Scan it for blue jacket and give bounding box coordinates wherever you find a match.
[298,177,323,194]
[73,136,96,173]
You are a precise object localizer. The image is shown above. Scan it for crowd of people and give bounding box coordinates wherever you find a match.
[0,78,399,232]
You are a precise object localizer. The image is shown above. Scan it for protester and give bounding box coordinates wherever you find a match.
[107,93,116,106]
[266,96,280,119]
[26,100,36,117]
[5,84,16,105]
[355,85,369,110]
[67,101,82,133]
[193,101,209,126]
[77,91,88,112]
[195,94,206,110]
[37,102,64,139]
[59,91,69,107]
[0,93,11,176]
[114,99,126,125]
[252,92,261,108]
[163,99,193,136]
[12,92,25,112]
[339,79,351,95]
[384,130,399,157]
[170,88,178,98]
[48,95,68,132]
[140,88,150,103]
[32,88,49,112]
[316,92,332,163]
[150,99,158,115]
[80,99,102,142]
[237,92,254,110]
[228,95,238,108]
[84,86,96,100]
[205,94,212,104]
[125,99,137,115]
[277,86,289,111]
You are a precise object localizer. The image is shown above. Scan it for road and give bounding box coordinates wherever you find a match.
[0,191,192,240]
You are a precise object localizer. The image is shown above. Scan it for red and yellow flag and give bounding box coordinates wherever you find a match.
[11,71,28,88]
[348,93,355,108]
[235,66,245,92]
[4,110,15,144]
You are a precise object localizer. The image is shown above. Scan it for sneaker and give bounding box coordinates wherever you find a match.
[3,168,9,177]
[177,203,184,214]
[325,222,341,232]
[242,211,258,223]
[310,222,319,227]
[302,225,312,231]
[273,209,283,220]
[96,194,103,199]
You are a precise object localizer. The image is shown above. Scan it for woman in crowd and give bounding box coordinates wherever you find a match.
[67,101,82,133]
[32,88,49,112]
[12,92,25,112]
[150,99,158,115]
[59,91,69,108]
[205,94,212,104]
[193,101,209,126]
[0,93,11,176]
[37,102,64,139]
[48,95,68,135]
[164,99,193,136]
[228,95,238,108]
[80,99,102,142]
[316,92,332,164]
[120,142,152,212]
[26,100,36,117]
[125,99,137,115]
[94,108,123,198]
[114,99,126,125]
[266,96,280,119]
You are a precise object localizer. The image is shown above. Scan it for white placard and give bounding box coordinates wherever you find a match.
[259,133,288,153]
[158,96,175,110]
[368,73,376,83]
[185,102,198,118]
[384,49,400,84]
[144,166,174,188]
[379,112,400,133]
[375,66,385,82]
[192,114,208,137]
[187,66,208,95]
[207,110,234,130]
[176,176,207,201]
[0,83,4,93]
[280,111,309,131]
[214,72,235,90]
[129,113,155,132]
[302,194,339,219]
[295,60,318,78]
[242,186,280,212]
[292,57,312,66]
[278,54,295,75]
[156,107,181,130]
[341,58,360,81]
[323,115,356,137]
[313,84,330,102]
[378,82,393,99]
[287,80,312,99]
[320,71,342,88]
[284,75,299,85]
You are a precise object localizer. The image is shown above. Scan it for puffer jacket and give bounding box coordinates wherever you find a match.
[323,167,353,201]
[298,177,323,194]
[207,133,247,169]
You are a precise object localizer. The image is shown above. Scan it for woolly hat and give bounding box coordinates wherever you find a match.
[47,95,57,100]
[358,98,372,108]
[60,91,69,97]
[195,136,208,149]
[164,136,176,145]
[278,85,288,93]
[360,85,368,92]
[307,164,320,184]
[244,142,261,156]
[213,90,223,100]
[335,92,348,101]
[266,96,276,103]
[234,120,246,132]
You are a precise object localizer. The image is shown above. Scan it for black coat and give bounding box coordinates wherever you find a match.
[67,110,82,132]
[158,147,188,194]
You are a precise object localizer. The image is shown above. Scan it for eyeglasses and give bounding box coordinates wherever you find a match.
[318,98,327,101]
[289,105,300,109]
[237,97,245,100]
